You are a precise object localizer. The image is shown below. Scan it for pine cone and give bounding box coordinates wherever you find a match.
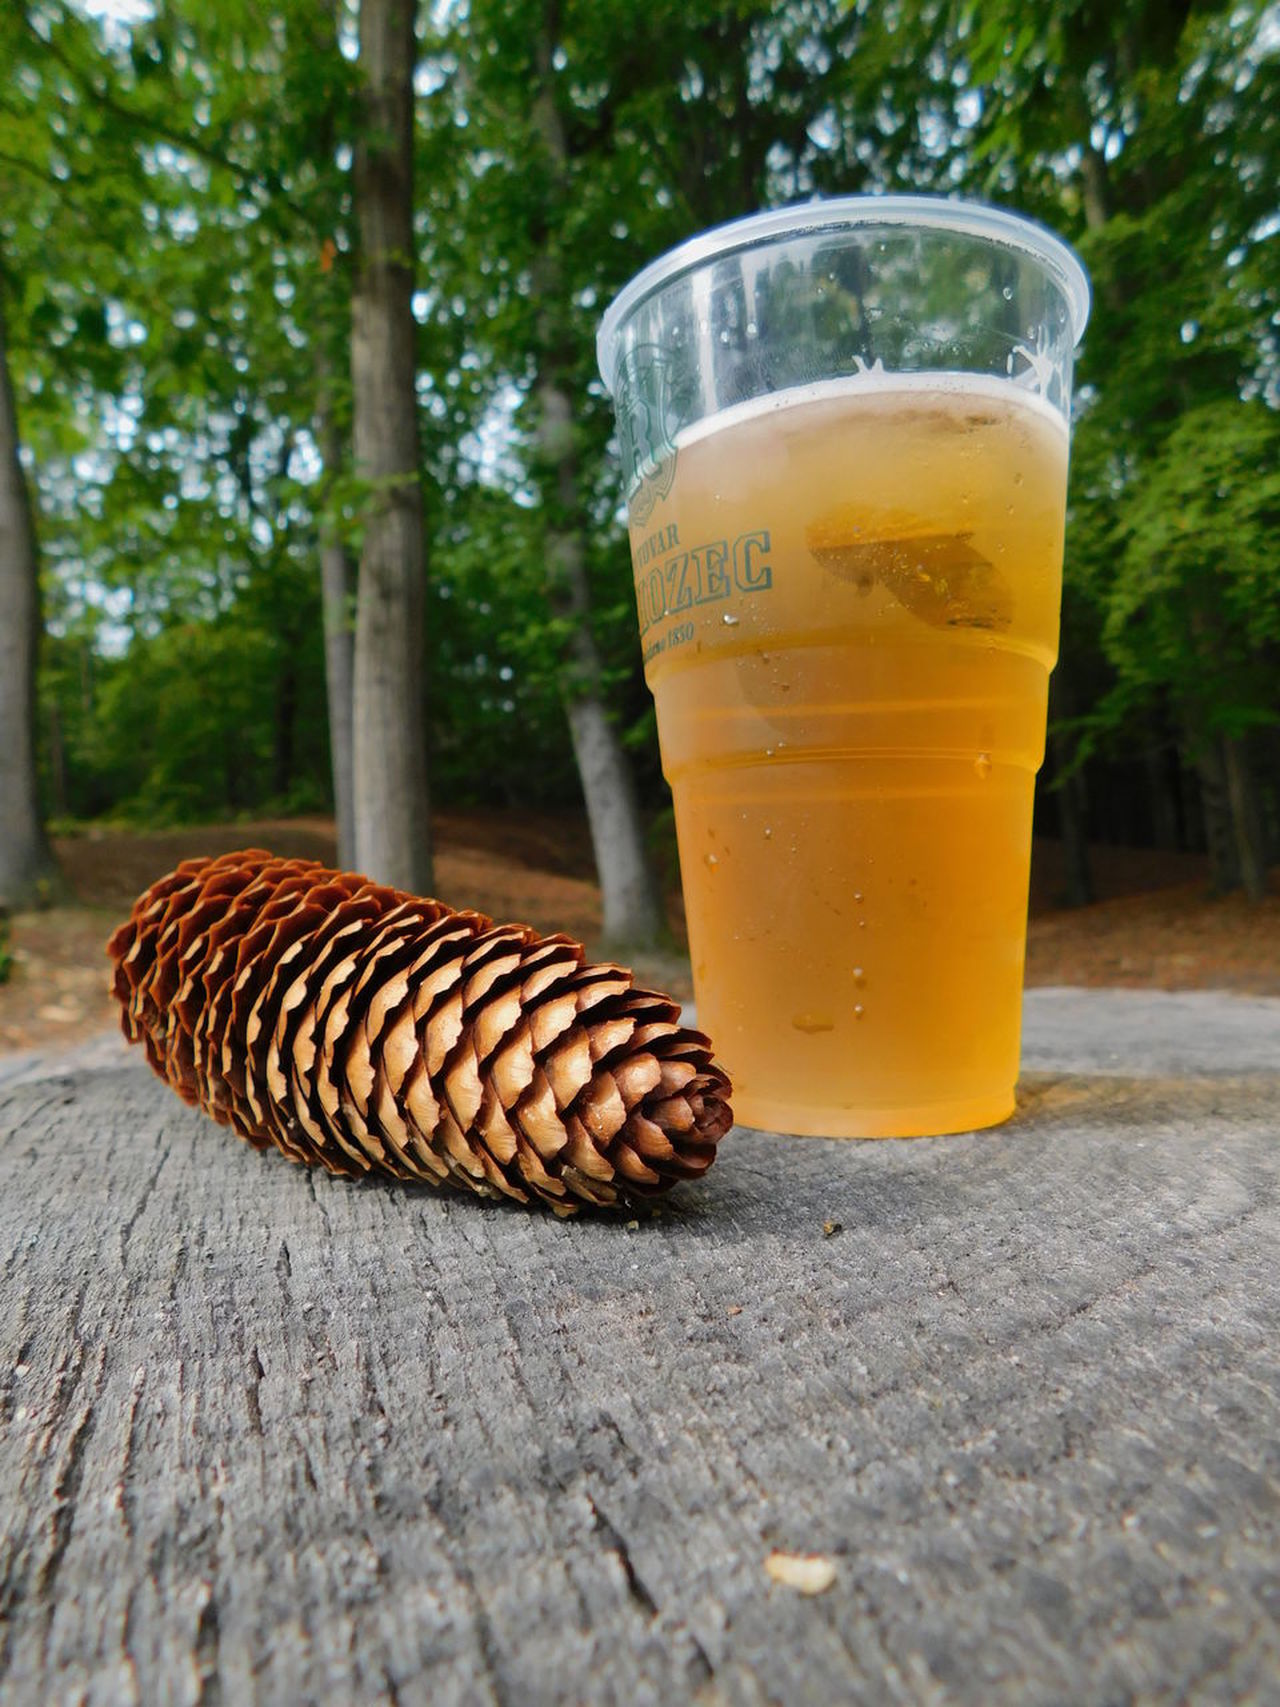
[106,850,732,1213]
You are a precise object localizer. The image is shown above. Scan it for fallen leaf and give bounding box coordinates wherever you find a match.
[765,1551,837,1595]
[38,1004,81,1024]
[807,526,1012,631]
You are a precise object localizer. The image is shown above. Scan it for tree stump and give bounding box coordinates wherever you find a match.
[1,989,1277,1705]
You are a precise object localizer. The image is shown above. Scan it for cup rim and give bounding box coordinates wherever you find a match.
[596,193,1091,393]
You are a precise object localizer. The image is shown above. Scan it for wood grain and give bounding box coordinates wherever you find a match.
[2,991,1278,1706]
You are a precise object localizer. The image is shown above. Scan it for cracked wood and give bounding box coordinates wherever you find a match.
[1,989,1279,1706]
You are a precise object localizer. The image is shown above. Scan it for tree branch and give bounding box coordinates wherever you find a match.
[22,10,286,202]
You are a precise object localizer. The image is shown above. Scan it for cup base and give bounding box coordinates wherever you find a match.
[729,1087,1016,1139]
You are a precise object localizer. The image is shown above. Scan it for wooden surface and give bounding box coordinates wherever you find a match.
[1,990,1278,1707]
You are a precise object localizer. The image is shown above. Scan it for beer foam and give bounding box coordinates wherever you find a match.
[674,370,1069,453]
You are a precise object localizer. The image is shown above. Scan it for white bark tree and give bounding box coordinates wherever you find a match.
[315,364,357,869]
[350,0,432,891]
[529,7,663,951]
[0,285,61,909]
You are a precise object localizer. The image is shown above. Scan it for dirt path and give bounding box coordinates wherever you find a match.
[2,815,1276,1055]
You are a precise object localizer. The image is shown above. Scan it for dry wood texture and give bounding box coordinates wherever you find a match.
[1,989,1278,1706]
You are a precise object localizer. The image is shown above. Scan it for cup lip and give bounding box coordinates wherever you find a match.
[596,193,1091,393]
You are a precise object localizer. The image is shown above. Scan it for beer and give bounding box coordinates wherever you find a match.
[629,374,1070,1135]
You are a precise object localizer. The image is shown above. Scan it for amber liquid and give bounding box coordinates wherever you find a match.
[629,376,1069,1136]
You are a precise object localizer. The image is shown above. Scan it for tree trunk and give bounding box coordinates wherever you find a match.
[349,0,431,892]
[536,377,664,952]
[1080,147,1111,233]
[1221,734,1270,903]
[316,369,356,867]
[0,285,61,909]
[272,640,298,800]
[1193,737,1240,896]
[530,9,663,953]
[1053,743,1095,908]
[1047,672,1094,908]
[1142,714,1182,852]
[1260,728,1280,862]
[47,698,68,821]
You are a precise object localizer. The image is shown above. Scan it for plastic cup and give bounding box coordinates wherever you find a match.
[597,196,1089,1137]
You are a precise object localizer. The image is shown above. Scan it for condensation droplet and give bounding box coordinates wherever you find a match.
[853,891,864,904]
[763,826,774,839]
[792,1012,835,1035]
[853,966,866,985]
[1013,470,1024,486]
[853,1004,865,1020]
[704,852,719,869]
[975,753,993,780]
[722,612,740,627]
[1002,285,1013,301]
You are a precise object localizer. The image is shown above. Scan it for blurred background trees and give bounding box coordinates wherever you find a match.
[1,0,1276,922]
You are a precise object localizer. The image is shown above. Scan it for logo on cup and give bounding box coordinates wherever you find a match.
[614,343,684,526]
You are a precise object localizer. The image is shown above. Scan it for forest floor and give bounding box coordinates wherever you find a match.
[2,810,1277,1055]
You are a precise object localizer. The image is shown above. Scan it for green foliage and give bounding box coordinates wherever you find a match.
[425,488,584,805]
[1,0,1276,865]
[1104,400,1280,738]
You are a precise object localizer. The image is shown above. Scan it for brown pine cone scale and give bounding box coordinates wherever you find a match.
[106,850,733,1213]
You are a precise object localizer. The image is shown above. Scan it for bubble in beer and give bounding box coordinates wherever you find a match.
[792,1013,835,1034]
[763,826,774,839]
[853,966,866,985]
[853,891,864,903]
[854,1004,865,1020]
[975,752,993,780]
[704,852,719,869]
